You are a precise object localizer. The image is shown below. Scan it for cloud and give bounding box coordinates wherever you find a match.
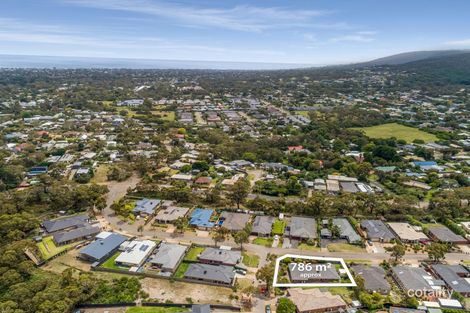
[444,38,470,46]
[60,0,332,32]
[330,31,376,43]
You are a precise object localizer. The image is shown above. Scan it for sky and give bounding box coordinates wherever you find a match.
[1,0,470,65]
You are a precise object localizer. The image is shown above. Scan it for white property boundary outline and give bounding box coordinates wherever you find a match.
[272,254,357,288]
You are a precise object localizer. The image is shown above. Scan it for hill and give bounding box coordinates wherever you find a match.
[360,50,470,66]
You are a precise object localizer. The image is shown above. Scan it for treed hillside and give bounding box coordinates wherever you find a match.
[391,52,470,87]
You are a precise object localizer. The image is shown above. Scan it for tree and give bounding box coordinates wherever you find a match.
[174,217,186,234]
[233,230,250,251]
[427,242,448,262]
[389,244,406,262]
[211,227,230,247]
[276,298,296,313]
[331,224,341,239]
[227,179,250,209]
[137,225,144,235]
[256,261,275,295]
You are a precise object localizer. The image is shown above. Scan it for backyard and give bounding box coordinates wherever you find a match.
[174,262,190,278]
[101,251,128,270]
[36,236,77,260]
[272,219,286,235]
[126,307,185,313]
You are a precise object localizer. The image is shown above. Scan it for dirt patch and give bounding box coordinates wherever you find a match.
[141,278,235,304]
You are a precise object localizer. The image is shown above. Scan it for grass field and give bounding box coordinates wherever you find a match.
[36,236,76,260]
[351,123,438,143]
[327,243,365,253]
[272,219,286,235]
[184,246,205,261]
[252,237,273,247]
[174,262,190,278]
[90,164,109,184]
[242,252,260,267]
[152,111,175,121]
[126,307,186,313]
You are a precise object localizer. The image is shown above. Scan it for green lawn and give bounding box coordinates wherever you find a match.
[242,252,260,267]
[100,251,128,270]
[327,243,365,253]
[252,237,273,247]
[173,262,190,278]
[184,246,205,261]
[127,307,186,313]
[351,123,438,143]
[272,219,286,235]
[152,110,175,121]
[36,236,76,260]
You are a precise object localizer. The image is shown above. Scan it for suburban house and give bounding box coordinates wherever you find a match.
[43,213,90,233]
[287,216,317,241]
[287,288,347,313]
[288,262,340,283]
[184,263,235,286]
[387,222,429,243]
[332,218,362,244]
[133,198,161,217]
[361,220,396,242]
[189,208,215,229]
[115,240,157,268]
[154,206,190,224]
[251,215,275,237]
[198,248,241,266]
[430,264,470,297]
[427,226,468,244]
[219,212,251,231]
[391,266,444,298]
[351,265,391,295]
[52,224,100,245]
[148,243,188,273]
[79,232,127,263]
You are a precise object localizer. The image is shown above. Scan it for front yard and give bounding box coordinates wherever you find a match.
[184,246,205,261]
[252,237,273,247]
[327,243,365,253]
[242,252,260,267]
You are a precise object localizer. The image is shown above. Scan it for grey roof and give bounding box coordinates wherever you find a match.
[53,225,100,244]
[43,213,89,233]
[288,262,340,282]
[340,181,359,193]
[154,206,190,222]
[430,264,470,294]
[219,212,251,231]
[333,218,361,243]
[351,265,391,293]
[149,243,187,271]
[361,220,396,241]
[79,233,127,261]
[189,304,211,313]
[252,216,275,235]
[184,263,235,285]
[428,226,467,243]
[392,266,443,291]
[289,216,317,239]
[133,198,161,215]
[199,248,241,265]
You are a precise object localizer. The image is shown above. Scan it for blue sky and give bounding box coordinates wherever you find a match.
[1,0,470,65]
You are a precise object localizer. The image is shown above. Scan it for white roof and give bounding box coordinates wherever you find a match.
[115,240,156,266]
[95,231,113,239]
[438,298,462,308]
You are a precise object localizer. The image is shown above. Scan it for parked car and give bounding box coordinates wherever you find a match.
[265,305,271,313]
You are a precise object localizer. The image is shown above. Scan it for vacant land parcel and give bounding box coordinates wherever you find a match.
[351,123,437,143]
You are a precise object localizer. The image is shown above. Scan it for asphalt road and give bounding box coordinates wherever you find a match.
[99,176,470,266]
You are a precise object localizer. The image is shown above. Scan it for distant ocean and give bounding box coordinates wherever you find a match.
[0,54,316,70]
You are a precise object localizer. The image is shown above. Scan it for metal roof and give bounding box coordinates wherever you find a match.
[79,233,127,261]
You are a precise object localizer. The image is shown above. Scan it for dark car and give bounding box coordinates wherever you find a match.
[265,305,271,313]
